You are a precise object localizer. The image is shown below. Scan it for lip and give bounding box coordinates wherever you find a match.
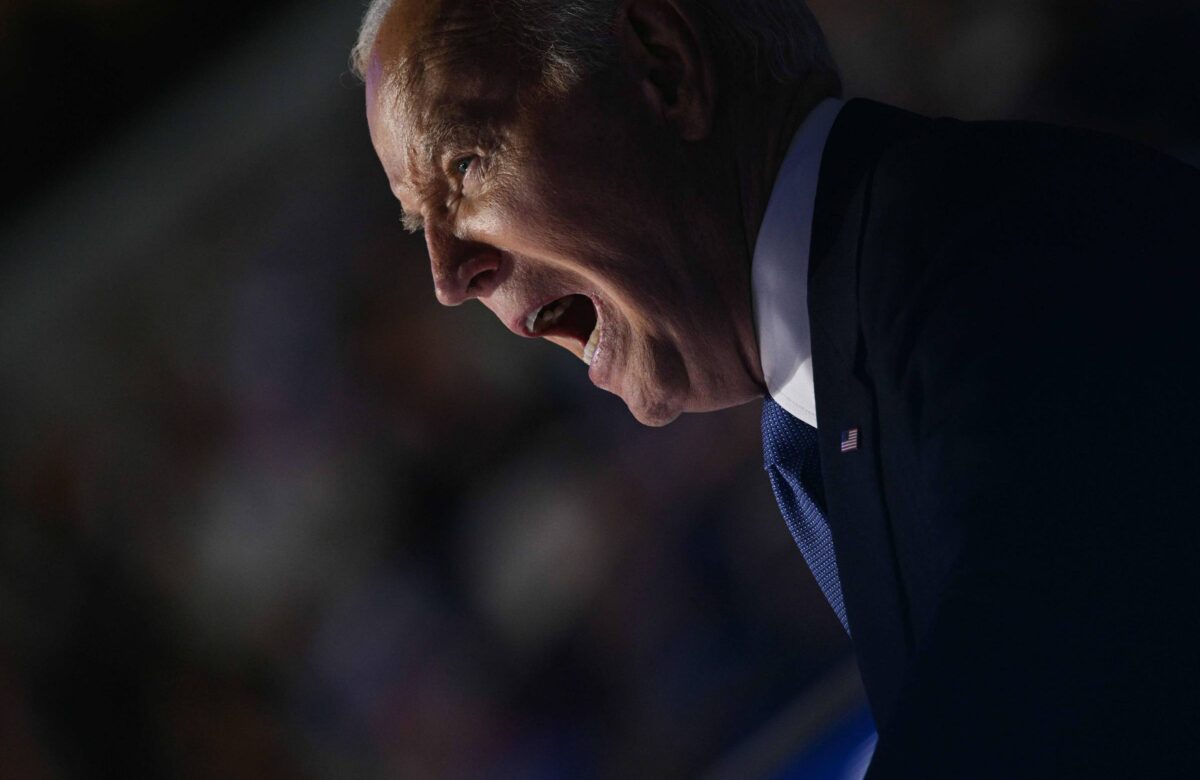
[585,294,611,389]
[508,292,611,383]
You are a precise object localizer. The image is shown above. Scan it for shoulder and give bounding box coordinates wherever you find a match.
[854,101,1200,254]
[829,100,1200,326]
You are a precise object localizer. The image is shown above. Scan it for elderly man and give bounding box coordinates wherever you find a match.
[355,0,1200,775]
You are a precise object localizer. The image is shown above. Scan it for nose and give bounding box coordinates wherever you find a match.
[426,224,503,306]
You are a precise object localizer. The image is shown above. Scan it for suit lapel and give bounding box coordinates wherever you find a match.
[807,99,932,725]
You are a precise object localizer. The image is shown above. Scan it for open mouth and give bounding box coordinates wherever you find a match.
[525,294,601,364]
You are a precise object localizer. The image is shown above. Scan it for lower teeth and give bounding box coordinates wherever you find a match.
[582,327,600,365]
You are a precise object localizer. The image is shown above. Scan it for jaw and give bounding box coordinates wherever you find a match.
[622,317,767,426]
[612,337,691,427]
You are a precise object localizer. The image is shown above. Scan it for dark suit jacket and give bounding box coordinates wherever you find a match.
[808,99,1200,777]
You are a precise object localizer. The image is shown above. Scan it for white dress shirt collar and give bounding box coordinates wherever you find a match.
[751,97,845,428]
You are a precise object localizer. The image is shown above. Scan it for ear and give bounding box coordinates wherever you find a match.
[615,0,717,141]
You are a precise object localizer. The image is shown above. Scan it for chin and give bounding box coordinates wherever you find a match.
[609,343,696,426]
[629,404,681,427]
[620,382,685,428]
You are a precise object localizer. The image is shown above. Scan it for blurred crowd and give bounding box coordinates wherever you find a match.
[1,1,1197,778]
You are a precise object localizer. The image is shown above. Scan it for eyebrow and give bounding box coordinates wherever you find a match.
[400,209,425,234]
[424,115,493,158]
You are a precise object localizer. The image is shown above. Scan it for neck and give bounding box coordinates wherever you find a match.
[735,75,838,261]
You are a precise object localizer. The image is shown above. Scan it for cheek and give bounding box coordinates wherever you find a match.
[477,144,675,305]
[481,169,607,260]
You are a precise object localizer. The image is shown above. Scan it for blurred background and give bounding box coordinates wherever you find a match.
[1,1,1197,778]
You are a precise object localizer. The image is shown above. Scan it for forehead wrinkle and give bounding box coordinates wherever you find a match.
[414,19,500,73]
[424,112,502,156]
[377,57,500,160]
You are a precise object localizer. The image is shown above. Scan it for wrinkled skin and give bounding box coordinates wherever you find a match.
[365,0,770,425]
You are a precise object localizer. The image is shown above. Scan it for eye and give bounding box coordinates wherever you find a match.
[454,155,476,175]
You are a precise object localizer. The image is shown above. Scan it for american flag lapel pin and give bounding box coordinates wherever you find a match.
[840,427,859,453]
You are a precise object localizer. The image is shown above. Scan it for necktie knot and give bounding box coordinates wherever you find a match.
[762,398,827,514]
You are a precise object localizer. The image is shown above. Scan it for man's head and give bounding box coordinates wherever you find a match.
[357,0,837,425]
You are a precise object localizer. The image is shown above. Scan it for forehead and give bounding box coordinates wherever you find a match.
[366,0,524,131]
[366,0,524,183]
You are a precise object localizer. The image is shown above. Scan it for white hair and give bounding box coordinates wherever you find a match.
[351,0,838,92]
[351,0,396,80]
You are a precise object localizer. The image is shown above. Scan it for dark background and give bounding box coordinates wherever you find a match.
[2,1,1197,778]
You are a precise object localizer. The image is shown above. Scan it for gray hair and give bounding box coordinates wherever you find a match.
[351,0,838,92]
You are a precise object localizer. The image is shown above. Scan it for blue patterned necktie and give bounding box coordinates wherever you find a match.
[762,398,850,634]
